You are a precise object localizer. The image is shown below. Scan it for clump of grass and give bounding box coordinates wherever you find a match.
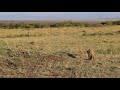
[96,48,120,55]
[109,66,117,72]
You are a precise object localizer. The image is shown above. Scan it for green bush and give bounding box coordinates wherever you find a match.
[101,20,120,26]
[112,20,120,25]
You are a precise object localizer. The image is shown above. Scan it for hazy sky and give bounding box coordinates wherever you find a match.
[0,12,120,20]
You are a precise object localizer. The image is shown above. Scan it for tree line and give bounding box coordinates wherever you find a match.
[0,20,120,29]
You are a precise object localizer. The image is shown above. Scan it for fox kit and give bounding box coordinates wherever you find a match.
[87,49,94,60]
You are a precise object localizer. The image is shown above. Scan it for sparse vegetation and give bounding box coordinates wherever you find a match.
[0,25,120,78]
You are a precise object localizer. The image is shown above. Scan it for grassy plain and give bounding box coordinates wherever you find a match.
[0,25,120,78]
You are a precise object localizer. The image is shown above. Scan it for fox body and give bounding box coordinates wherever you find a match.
[87,49,94,60]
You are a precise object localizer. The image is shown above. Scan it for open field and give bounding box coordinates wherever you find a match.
[0,25,120,78]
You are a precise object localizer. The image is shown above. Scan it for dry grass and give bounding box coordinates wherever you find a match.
[0,25,120,78]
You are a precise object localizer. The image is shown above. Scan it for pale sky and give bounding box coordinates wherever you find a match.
[0,12,120,20]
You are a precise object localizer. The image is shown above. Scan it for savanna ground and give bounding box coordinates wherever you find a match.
[0,25,120,78]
